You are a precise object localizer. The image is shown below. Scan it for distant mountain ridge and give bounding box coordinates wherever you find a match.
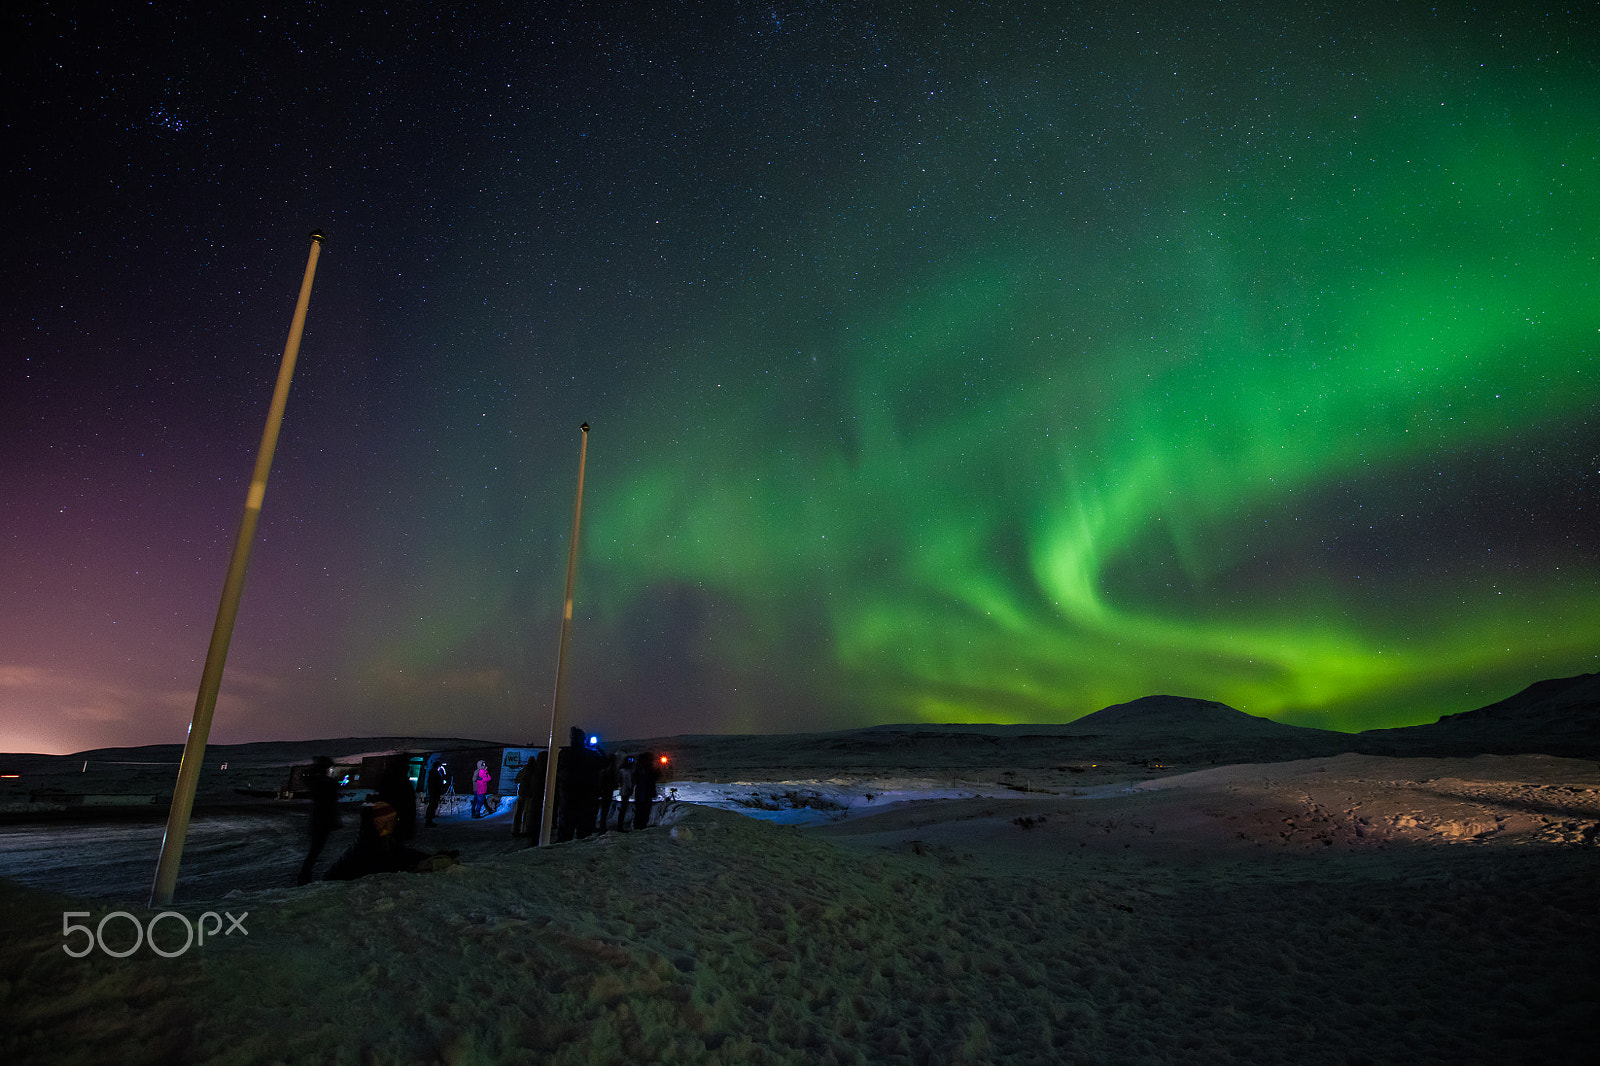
[9,674,1597,772]
[67,736,499,764]
[1436,671,1600,725]
[829,673,1600,763]
[1355,671,1600,755]
[1064,695,1339,739]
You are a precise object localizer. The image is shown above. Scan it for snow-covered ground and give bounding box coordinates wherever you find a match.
[0,781,994,900]
[663,779,1007,827]
[3,754,1597,1065]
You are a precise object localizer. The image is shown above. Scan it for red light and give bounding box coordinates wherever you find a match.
[659,755,669,764]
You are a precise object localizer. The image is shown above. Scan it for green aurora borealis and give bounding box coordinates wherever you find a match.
[572,60,1600,735]
[6,3,1598,751]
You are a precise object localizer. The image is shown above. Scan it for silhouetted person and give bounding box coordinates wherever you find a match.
[376,757,417,841]
[423,758,449,827]
[632,751,661,831]
[524,749,548,846]
[511,763,529,836]
[615,756,635,831]
[555,727,603,842]
[512,756,545,837]
[297,755,340,885]
[596,752,619,834]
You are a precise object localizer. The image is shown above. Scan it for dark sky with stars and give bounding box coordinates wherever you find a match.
[4,1,1598,754]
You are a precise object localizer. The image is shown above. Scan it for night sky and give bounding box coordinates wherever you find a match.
[5,2,1598,755]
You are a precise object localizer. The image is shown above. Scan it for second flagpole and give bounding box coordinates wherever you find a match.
[538,422,590,846]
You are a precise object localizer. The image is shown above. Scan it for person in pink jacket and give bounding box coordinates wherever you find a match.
[470,760,492,818]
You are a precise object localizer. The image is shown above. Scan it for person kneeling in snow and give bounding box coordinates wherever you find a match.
[322,800,433,881]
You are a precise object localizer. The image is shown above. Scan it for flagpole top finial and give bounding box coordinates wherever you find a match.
[580,422,590,433]
[309,230,326,245]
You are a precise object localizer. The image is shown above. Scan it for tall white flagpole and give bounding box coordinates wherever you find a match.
[151,231,325,906]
